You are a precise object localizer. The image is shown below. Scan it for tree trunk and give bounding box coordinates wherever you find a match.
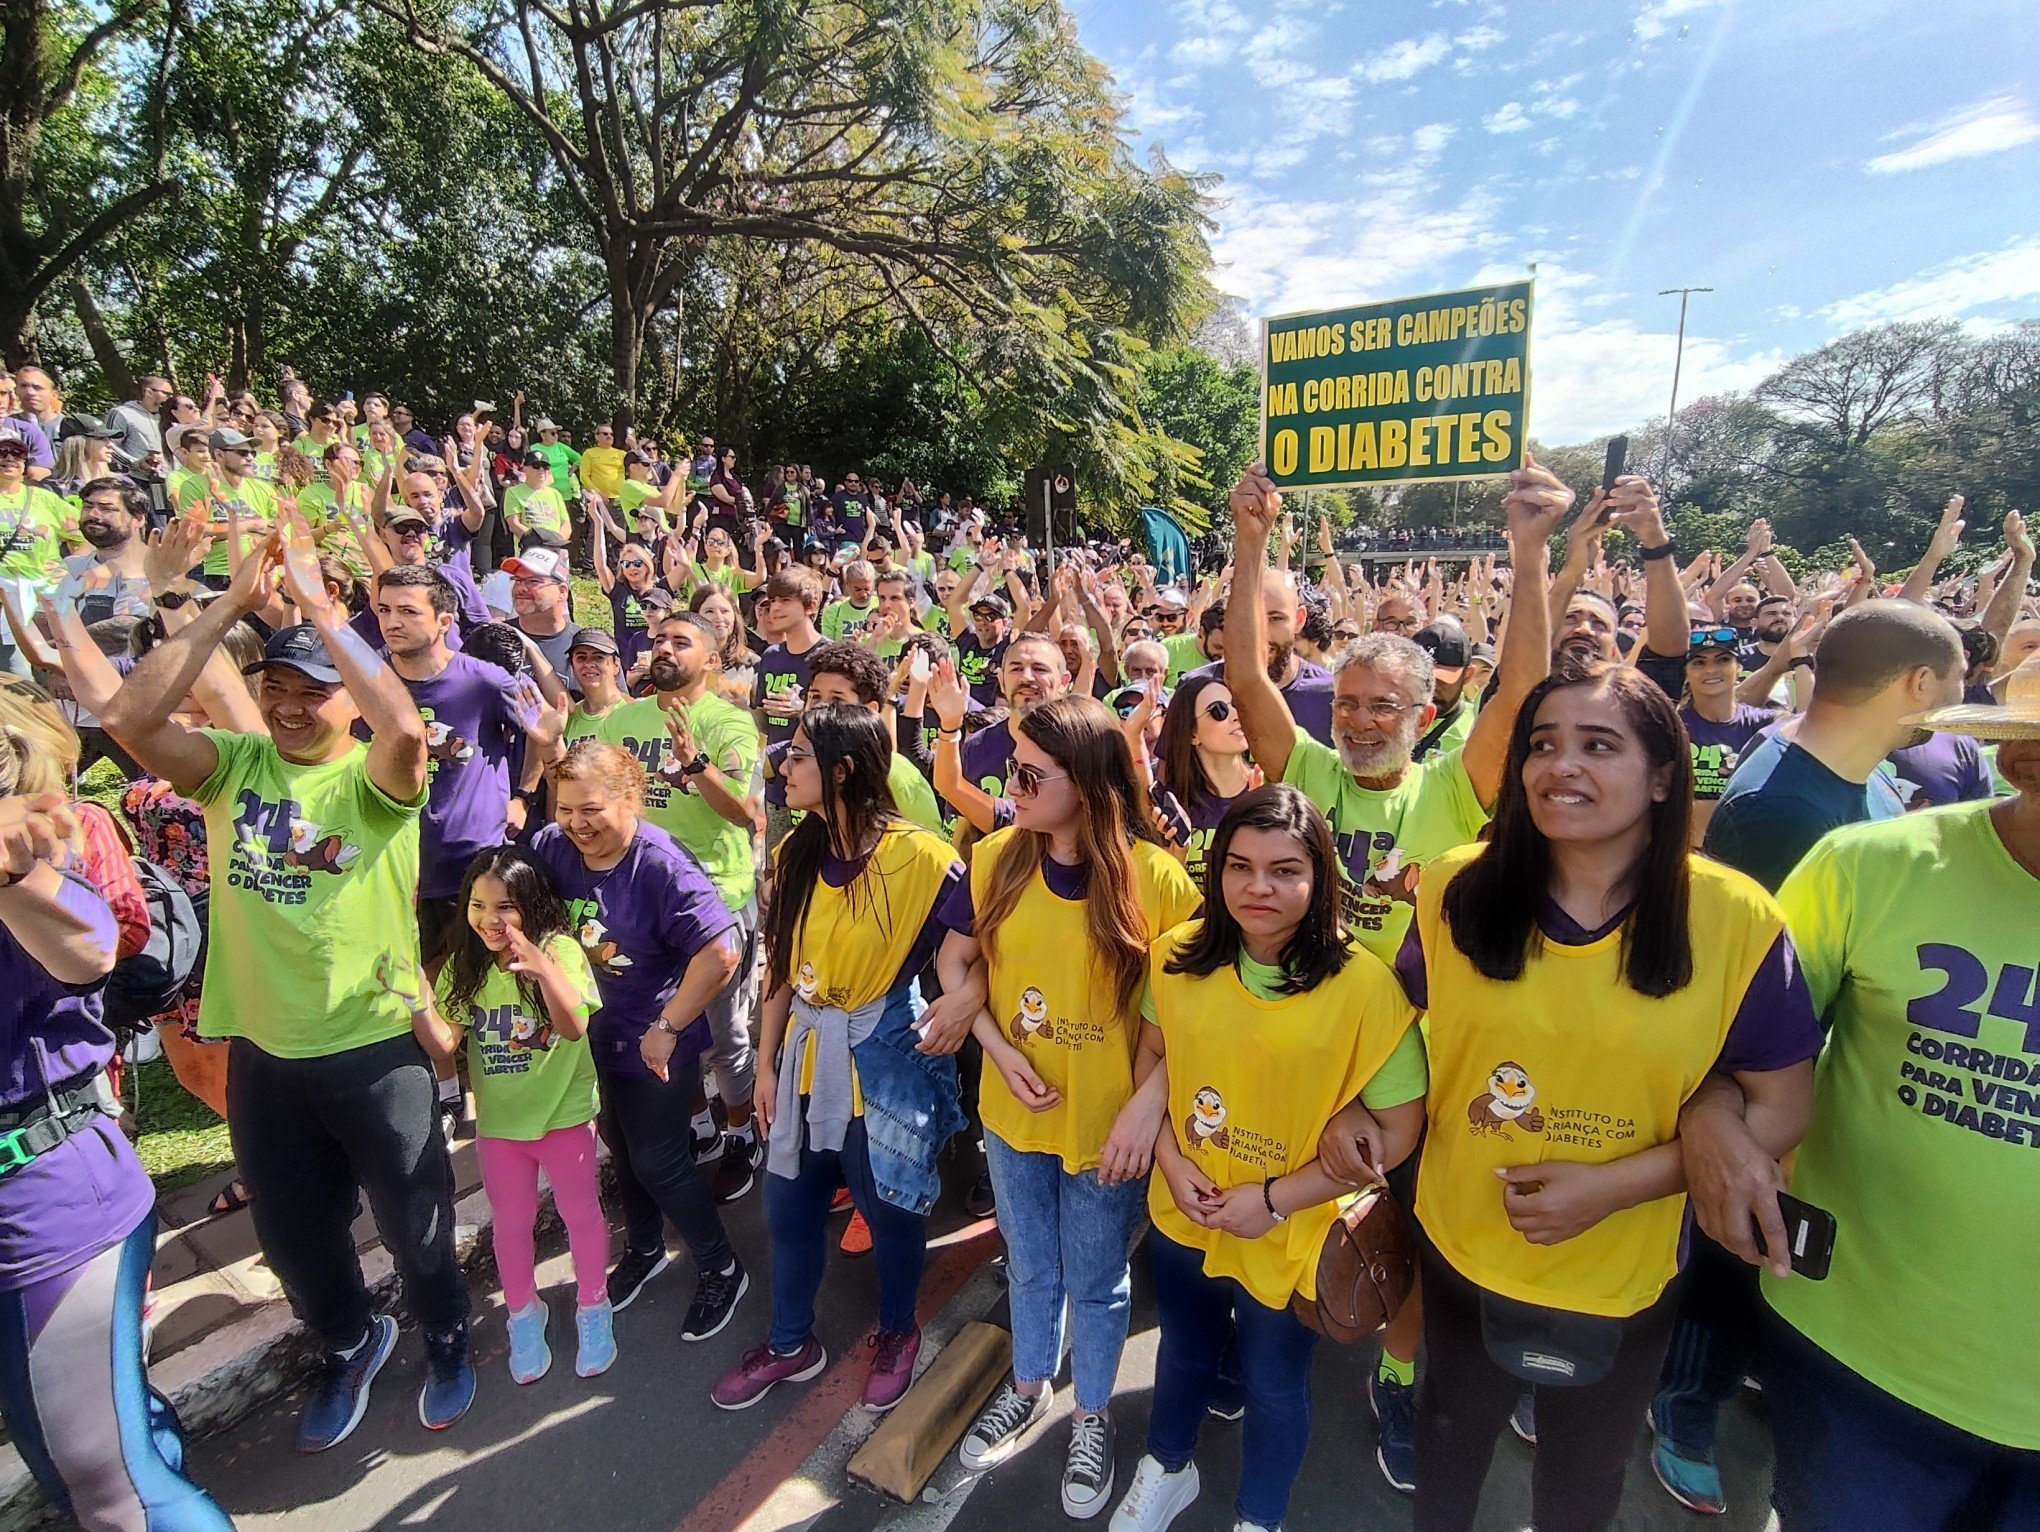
[608,260,641,436]
[68,277,137,400]
[0,292,33,371]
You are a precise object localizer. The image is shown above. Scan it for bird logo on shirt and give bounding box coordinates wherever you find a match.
[796,962,820,1003]
[281,818,359,874]
[505,1010,554,1053]
[1185,1086,1231,1152]
[1008,986,1054,1044]
[424,719,475,765]
[1361,847,1420,906]
[1468,1062,1545,1136]
[577,917,632,975]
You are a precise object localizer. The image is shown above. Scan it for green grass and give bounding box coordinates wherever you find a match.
[125,1058,235,1194]
[571,575,611,631]
[76,756,128,814]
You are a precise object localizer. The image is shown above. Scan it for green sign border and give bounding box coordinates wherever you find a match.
[1258,279,1535,491]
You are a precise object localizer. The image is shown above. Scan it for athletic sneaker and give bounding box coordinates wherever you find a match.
[506,1299,551,1385]
[966,1170,997,1219]
[689,1120,723,1164]
[712,1336,828,1410]
[1062,1409,1115,1520]
[575,1301,617,1378]
[418,1325,476,1430]
[297,1313,398,1453]
[681,1259,750,1342]
[1205,1382,1245,1422]
[1510,1392,1537,1447]
[1108,1455,1198,1532]
[712,1132,761,1203]
[862,1325,921,1412]
[606,1247,671,1311]
[829,1186,854,1214]
[959,1379,1054,1470]
[1369,1369,1416,1494]
[1648,1403,1727,1515]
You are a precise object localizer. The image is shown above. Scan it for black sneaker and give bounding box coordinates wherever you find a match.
[965,1170,996,1219]
[682,1259,750,1342]
[606,1247,672,1312]
[690,1120,724,1165]
[712,1133,761,1203]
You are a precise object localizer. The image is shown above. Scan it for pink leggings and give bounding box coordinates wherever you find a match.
[475,1122,611,1311]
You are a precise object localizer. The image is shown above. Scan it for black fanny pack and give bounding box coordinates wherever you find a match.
[0,1077,109,1179]
[1479,1289,1625,1388]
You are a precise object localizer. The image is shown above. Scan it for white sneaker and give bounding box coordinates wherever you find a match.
[1109,1455,1198,1532]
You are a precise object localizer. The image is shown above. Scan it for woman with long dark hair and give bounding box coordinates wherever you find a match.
[1111,784,1425,1532]
[1152,673,1258,887]
[712,703,984,1415]
[958,697,1201,1517]
[1328,665,1818,1532]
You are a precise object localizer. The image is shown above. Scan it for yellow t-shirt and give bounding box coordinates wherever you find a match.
[579,445,627,499]
[974,833,1201,1174]
[1413,844,1782,1318]
[1147,920,1416,1309]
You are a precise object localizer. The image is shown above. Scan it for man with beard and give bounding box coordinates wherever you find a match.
[590,612,762,1203]
[55,477,152,622]
[500,548,579,690]
[1547,475,1692,698]
[1191,568,1336,745]
[933,631,1071,831]
[953,590,1013,708]
[1410,618,1477,762]
[1230,461,1563,1496]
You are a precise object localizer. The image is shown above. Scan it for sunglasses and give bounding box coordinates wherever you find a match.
[1689,627,1740,651]
[1005,758,1070,797]
[618,558,649,570]
[1122,624,1155,640]
[1333,627,1362,641]
[1202,698,1235,722]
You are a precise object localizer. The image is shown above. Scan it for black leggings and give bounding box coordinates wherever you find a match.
[598,1056,735,1275]
[1413,1236,1678,1532]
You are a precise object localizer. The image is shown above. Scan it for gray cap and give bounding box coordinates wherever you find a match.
[207,426,253,453]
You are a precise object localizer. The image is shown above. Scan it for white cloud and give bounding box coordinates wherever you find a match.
[1361,33,1452,83]
[1632,0,1727,43]
[1533,97,1580,120]
[1119,71,1199,138]
[1411,122,1456,156]
[1170,33,1231,66]
[1823,237,2040,329]
[1484,102,1532,133]
[1454,24,1505,51]
[1865,96,2040,175]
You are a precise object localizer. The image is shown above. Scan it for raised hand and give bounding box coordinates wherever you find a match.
[1601,473,1668,547]
[0,793,82,881]
[930,656,970,732]
[1926,494,1966,559]
[1228,465,1283,542]
[143,520,209,593]
[1502,450,1578,544]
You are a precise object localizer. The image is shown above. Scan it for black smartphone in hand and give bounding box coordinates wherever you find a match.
[1596,435,1628,524]
[1753,1192,1836,1280]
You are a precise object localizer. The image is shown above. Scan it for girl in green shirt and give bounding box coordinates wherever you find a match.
[401,848,617,1386]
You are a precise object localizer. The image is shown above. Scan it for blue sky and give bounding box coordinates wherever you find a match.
[1071,0,2040,442]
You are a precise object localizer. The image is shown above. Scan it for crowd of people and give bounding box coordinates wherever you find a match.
[0,365,2034,1532]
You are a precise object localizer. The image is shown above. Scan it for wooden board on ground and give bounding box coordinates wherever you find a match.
[847,1321,1012,1502]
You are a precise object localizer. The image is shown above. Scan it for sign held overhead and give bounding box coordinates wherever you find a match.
[1260,280,1533,490]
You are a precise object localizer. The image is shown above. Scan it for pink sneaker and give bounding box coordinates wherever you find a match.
[711,1336,827,1410]
[862,1326,921,1412]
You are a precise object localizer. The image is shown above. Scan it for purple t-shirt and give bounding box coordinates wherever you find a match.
[754,638,818,808]
[529,821,737,1077]
[607,583,663,672]
[1886,732,1994,810]
[1680,703,1780,803]
[0,873,154,1288]
[1195,658,1335,746]
[958,717,1016,801]
[406,652,522,897]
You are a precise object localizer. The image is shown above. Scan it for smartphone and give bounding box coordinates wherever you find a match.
[1596,435,1628,524]
[342,389,355,402]
[1753,1192,1836,1280]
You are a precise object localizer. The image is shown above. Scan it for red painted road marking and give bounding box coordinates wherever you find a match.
[675,1217,999,1532]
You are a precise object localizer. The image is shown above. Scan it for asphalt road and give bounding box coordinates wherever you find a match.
[184,1176,1780,1532]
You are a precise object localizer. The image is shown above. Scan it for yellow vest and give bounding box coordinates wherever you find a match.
[1414,844,1782,1317]
[974,834,1202,1174]
[1148,921,1416,1310]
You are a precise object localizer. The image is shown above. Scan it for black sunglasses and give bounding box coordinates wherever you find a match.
[1202,698,1234,722]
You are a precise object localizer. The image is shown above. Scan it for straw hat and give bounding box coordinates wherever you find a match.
[1921,655,2040,742]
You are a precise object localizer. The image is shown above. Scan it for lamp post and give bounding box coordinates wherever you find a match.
[1658,286,1713,477]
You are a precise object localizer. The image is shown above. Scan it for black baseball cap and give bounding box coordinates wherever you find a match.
[970,592,1013,619]
[1412,619,1471,682]
[567,625,619,658]
[244,624,342,684]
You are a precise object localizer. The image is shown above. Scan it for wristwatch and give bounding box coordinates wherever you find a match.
[651,1015,685,1036]
[677,750,711,778]
[156,590,194,610]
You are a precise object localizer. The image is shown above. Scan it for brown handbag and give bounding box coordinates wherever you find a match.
[1291,1185,1417,1344]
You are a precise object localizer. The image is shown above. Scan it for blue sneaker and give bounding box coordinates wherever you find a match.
[1510,1393,1537,1447]
[575,1301,618,1378]
[1648,1404,1726,1515]
[506,1300,550,1385]
[297,1313,398,1453]
[1369,1369,1416,1494]
[418,1325,476,1430]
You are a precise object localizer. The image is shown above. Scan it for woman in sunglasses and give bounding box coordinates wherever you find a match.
[1322,665,1817,1532]
[1679,626,1780,847]
[1153,673,1259,888]
[591,517,669,674]
[959,696,1200,1516]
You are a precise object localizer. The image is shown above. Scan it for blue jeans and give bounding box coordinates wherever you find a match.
[1763,1307,2039,1531]
[765,1117,926,1351]
[1145,1231,1318,1530]
[984,1131,1146,1412]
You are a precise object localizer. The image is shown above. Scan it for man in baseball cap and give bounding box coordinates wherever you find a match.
[1411,617,1476,762]
[502,547,578,688]
[244,622,344,685]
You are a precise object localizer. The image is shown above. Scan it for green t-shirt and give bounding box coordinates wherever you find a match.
[564,700,622,743]
[537,441,581,495]
[199,474,277,576]
[192,731,426,1058]
[1770,803,2040,1448]
[596,694,760,911]
[1281,731,1489,965]
[887,751,944,834]
[297,482,373,576]
[1161,632,1207,685]
[1417,697,1478,762]
[435,934,601,1141]
[822,597,877,641]
[506,482,570,539]
[618,479,660,527]
[0,484,72,584]
[686,563,744,602]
